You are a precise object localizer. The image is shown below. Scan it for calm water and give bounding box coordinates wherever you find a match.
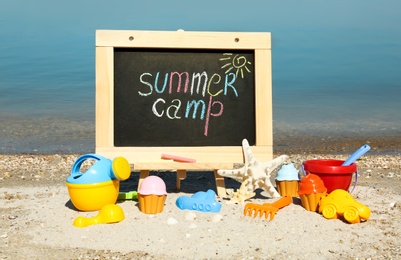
[1,1,401,153]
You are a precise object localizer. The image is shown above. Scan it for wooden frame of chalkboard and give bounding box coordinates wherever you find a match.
[96,30,273,174]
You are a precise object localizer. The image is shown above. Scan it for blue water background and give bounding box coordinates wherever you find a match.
[1,0,401,153]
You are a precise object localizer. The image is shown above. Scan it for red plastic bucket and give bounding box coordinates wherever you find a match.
[302,159,357,194]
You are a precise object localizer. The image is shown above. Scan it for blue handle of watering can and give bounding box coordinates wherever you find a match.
[342,144,371,166]
[70,153,107,178]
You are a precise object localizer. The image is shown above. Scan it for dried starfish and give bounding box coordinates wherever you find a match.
[218,139,288,204]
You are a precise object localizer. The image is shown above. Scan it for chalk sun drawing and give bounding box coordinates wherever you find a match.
[219,53,252,79]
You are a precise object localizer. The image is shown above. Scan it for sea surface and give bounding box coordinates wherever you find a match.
[1,1,401,154]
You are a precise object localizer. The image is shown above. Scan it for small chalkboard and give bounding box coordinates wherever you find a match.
[96,30,273,170]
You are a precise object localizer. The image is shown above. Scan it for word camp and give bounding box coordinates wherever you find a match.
[138,71,239,136]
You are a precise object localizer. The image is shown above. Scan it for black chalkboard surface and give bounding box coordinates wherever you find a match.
[114,48,256,147]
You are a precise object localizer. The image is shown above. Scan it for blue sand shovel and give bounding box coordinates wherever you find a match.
[342,144,371,166]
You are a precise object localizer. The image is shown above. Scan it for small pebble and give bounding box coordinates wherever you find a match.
[167,217,178,225]
[188,223,197,229]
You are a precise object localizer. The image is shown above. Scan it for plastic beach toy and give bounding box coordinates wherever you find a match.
[176,190,222,213]
[138,176,167,214]
[302,159,357,194]
[118,191,138,201]
[66,154,131,211]
[298,174,327,195]
[244,196,292,221]
[275,163,300,197]
[66,180,120,211]
[298,174,327,212]
[276,164,299,181]
[301,145,370,194]
[319,189,371,224]
[138,176,167,195]
[73,204,125,228]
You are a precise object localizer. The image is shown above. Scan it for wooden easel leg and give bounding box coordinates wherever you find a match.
[138,170,150,190]
[214,170,226,197]
[176,170,187,190]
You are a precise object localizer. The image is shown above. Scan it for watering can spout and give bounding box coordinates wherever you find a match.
[111,157,131,181]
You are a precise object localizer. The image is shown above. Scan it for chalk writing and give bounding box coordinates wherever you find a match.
[139,70,236,136]
[136,53,253,137]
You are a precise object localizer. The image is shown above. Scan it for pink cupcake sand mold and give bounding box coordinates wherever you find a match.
[138,176,167,195]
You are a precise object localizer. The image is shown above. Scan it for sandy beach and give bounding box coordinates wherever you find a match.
[1,138,401,260]
[2,0,401,259]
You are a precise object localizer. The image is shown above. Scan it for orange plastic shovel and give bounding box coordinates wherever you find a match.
[244,196,292,221]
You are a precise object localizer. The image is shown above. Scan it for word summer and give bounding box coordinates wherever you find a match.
[138,71,239,136]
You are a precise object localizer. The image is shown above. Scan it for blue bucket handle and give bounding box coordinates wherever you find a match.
[350,169,358,193]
